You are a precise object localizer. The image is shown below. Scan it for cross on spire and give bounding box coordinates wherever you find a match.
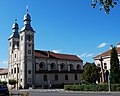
[26,5,28,13]
[15,19,17,23]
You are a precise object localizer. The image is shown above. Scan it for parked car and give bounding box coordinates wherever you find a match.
[0,84,9,96]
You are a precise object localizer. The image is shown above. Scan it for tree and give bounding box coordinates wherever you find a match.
[91,0,119,14]
[9,79,17,89]
[110,47,120,83]
[82,62,100,84]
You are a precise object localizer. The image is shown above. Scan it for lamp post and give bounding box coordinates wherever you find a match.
[99,57,105,83]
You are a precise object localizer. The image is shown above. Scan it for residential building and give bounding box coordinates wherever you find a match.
[0,68,8,82]
[93,43,120,83]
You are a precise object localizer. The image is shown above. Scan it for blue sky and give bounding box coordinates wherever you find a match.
[0,0,120,67]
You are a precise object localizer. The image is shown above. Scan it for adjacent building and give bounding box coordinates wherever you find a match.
[93,43,120,83]
[0,68,8,82]
[7,9,83,89]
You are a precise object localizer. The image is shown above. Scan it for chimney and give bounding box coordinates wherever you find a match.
[117,42,120,48]
[110,45,113,49]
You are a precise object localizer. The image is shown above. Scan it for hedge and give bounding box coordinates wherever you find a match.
[64,84,120,91]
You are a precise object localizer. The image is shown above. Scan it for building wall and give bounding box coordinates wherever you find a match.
[35,58,83,87]
[94,57,110,71]
[35,73,82,87]
[0,74,8,82]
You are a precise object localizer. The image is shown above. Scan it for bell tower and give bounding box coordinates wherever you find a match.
[19,7,35,88]
[8,20,20,87]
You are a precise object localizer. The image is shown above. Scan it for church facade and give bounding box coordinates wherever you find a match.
[8,9,83,89]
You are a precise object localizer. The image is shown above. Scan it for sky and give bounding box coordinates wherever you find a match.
[0,0,120,67]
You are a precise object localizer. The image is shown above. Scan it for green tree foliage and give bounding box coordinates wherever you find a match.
[2,81,7,85]
[110,47,120,83]
[91,0,119,14]
[0,80,7,85]
[82,62,100,84]
[9,79,16,85]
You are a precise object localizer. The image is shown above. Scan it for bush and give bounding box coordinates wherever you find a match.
[64,84,120,91]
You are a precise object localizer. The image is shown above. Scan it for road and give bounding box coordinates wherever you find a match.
[10,89,120,96]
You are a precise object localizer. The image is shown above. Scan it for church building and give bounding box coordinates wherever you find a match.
[8,9,83,89]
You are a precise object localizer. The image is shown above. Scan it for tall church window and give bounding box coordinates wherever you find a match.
[21,36,23,41]
[70,64,73,70]
[65,75,68,80]
[11,69,13,74]
[28,35,31,41]
[15,54,16,58]
[50,63,56,69]
[14,67,16,74]
[28,70,31,74]
[18,67,19,73]
[43,75,47,81]
[55,75,58,81]
[77,64,80,70]
[61,63,65,69]
[39,62,45,69]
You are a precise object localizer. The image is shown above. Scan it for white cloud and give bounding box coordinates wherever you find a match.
[79,53,87,57]
[79,53,94,58]
[86,53,94,57]
[52,49,62,53]
[97,42,107,48]
[0,60,8,68]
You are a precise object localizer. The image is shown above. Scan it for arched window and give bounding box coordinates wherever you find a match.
[43,75,47,81]
[65,75,68,80]
[55,75,58,81]
[74,74,78,80]
[50,63,56,69]
[39,62,45,69]
[77,64,81,70]
[70,64,73,70]
[61,63,65,69]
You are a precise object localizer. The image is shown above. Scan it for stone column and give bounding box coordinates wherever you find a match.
[68,65,70,71]
[58,64,61,71]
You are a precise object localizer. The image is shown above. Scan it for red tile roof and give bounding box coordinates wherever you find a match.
[94,47,120,59]
[0,68,8,75]
[35,50,83,61]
